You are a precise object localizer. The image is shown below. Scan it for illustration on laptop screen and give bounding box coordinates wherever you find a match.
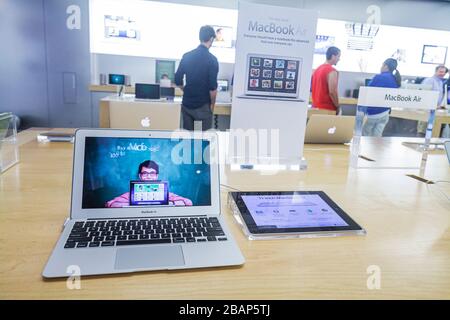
[244,54,302,99]
[82,137,211,209]
[129,180,169,206]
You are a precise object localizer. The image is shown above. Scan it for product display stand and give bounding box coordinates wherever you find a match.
[231,157,308,172]
[350,87,439,171]
[0,112,19,173]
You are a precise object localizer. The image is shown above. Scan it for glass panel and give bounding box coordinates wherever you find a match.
[0,112,19,173]
[350,107,434,170]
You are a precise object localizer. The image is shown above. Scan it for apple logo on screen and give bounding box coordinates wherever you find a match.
[141,117,150,128]
[328,126,336,135]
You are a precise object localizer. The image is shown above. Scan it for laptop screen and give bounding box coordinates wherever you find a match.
[129,180,169,206]
[135,83,160,99]
[246,55,301,97]
[217,80,229,92]
[160,87,175,98]
[109,74,125,85]
[82,137,211,209]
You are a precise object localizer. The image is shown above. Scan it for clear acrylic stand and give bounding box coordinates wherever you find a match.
[219,129,308,173]
[228,156,308,172]
[350,106,435,172]
[0,112,19,173]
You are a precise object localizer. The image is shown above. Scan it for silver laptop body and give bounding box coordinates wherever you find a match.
[43,129,244,278]
[304,115,355,144]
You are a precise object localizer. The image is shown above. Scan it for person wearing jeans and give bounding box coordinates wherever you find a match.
[362,58,402,137]
[362,111,390,137]
[419,65,449,137]
[175,25,219,131]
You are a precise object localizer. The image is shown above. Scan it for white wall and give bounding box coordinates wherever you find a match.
[92,53,235,85]
[92,0,449,91]
[149,0,450,31]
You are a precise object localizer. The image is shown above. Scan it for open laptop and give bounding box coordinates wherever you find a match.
[43,129,244,278]
[237,54,304,102]
[135,83,161,100]
[129,180,169,206]
[160,87,175,99]
[304,115,355,144]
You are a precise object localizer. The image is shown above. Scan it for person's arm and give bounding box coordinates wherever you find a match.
[327,70,340,114]
[105,192,130,208]
[168,193,193,206]
[208,59,219,111]
[210,90,217,111]
[421,77,433,88]
[174,58,185,91]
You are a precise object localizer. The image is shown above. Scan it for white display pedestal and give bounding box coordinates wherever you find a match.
[229,2,318,171]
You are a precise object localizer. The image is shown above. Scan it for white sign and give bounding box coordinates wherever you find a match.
[358,87,439,110]
[230,1,318,165]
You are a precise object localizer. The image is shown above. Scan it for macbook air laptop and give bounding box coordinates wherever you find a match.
[237,54,304,102]
[304,115,355,144]
[160,87,175,99]
[109,102,180,130]
[135,83,161,100]
[43,129,245,278]
[129,180,169,206]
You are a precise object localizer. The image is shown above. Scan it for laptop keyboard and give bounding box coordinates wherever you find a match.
[64,217,227,249]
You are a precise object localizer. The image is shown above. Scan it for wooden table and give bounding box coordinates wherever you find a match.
[1,128,449,299]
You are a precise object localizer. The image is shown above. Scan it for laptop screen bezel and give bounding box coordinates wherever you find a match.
[70,129,220,219]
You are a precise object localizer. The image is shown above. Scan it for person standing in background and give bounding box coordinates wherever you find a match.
[362,58,401,137]
[417,65,448,136]
[311,46,341,114]
[422,65,448,107]
[175,25,219,131]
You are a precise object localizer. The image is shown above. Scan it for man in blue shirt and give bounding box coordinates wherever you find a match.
[175,25,219,131]
[422,65,448,107]
[417,65,448,136]
[362,58,401,137]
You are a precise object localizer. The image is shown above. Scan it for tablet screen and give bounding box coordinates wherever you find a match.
[231,191,364,234]
[241,194,349,229]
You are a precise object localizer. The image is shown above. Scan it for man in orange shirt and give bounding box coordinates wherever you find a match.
[311,47,341,114]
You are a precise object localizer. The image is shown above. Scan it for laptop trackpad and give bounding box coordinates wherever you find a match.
[115,245,185,270]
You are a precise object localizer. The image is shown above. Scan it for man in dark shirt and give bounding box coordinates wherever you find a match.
[175,25,219,131]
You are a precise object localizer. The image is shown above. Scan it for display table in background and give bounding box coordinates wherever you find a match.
[99,95,337,130]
